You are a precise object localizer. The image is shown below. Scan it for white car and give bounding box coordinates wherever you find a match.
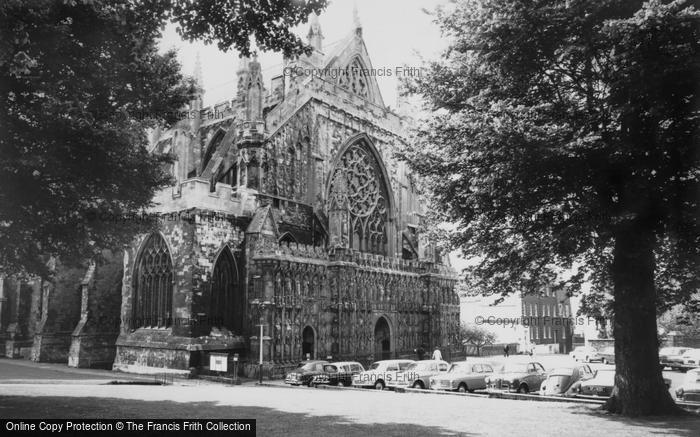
[680,349,700,369]
[385,359,449,390]
[569,346,602,363]
[351,359,415,390]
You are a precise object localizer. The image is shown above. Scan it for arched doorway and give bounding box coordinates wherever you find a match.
[302,326,315,360]
[374,317,391,360]
[210,247,241,333]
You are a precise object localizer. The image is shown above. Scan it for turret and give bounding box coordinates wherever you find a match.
[307,12,323,52]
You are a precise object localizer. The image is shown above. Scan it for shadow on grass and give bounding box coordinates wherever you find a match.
[565,403,700,437]
[0,396,471,437]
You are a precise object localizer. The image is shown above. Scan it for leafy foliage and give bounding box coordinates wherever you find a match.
[403,0,700,308]
[404,0,699,415]
[459,324,497,356]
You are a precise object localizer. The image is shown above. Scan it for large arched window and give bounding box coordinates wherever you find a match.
[328,138,390,255]
[209,247,241,332]
[133,233,173,328]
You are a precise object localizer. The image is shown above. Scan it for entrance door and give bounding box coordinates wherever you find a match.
[374,317,391,360]
[302,326,315,360]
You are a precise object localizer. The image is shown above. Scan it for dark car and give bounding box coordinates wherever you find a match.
[539,364,594,397]
[284,360,329,386]
[311,361,365,387]
[659,347,689,370]
[486,361,547,394]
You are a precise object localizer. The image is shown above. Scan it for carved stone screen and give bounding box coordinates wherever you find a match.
[329,140,389,255]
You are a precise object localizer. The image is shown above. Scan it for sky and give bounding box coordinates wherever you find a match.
[158,0,449,108]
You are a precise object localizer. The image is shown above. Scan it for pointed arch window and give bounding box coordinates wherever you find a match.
[337,57,370,99]
[133,233,173,328]
[328,139,390,255]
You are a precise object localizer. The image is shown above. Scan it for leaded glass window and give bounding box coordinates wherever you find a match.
[133,233,173,328]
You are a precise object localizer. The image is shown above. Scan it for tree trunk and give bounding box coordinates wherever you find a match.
[604,224,680,416]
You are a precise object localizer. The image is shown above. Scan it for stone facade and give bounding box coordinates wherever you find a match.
[0,14,460,375]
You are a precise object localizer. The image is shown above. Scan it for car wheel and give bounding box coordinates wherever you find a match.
[412,381,425,389]
[457,383,468,393]
[374,380,385,390]
[517,384,530,394]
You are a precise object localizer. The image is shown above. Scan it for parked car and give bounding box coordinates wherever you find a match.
[569,346,602,363]
[539,364,594,397]
[284,360,329,386]
[660,347,690,371]
[486,361,546,393]
[579,369,671,397]
[599,347,615,365]
[311,361,365,387]
[675,368,700,402]
[680,349,700,370]
[430,361,495,393]
[351,359,415,390]
[386,359,449,390]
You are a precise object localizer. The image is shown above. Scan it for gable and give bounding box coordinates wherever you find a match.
[322,32,385,108]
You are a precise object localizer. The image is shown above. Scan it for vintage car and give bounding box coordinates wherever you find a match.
[598,347,615,365]
[680,349,700,370]
[310,361,365,387]
[430,361,495,393]
[284,360,329,386]
[386,359,449,390]
[569,346,602,363]
[579,369,671,397]
[539,364,594,397]
[486,361,546,393]
[660,347,690,371]
[351,359,415,390]
[675,368,700,402]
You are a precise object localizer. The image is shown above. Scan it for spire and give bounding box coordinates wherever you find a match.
[307,12,323,52]
[193,52,203,90]
[353,2,362,36]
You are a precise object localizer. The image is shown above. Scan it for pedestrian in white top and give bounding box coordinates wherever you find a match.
[432,347,442,361]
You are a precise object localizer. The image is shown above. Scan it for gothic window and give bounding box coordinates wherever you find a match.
[209,247,240,332]
[133,233,173,328]
[328,140,389,255]
[279,232,297,244]
[337,57,370,99]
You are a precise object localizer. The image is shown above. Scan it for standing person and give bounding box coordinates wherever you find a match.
[432,347,442,361]
[504,344,510,358]
[414,344,426,360]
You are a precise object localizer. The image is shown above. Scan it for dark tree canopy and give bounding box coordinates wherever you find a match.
[404,0,699,416]
[0,0,327,276]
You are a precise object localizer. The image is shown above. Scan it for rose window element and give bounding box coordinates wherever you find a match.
[329,142,389,254]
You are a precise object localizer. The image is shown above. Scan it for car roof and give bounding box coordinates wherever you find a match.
[330,361,362,366]
[374,359,415,364]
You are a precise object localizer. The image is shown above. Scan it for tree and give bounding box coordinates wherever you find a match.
[404,0,699,416]
[0,0,326,276]
[460,324,497,356]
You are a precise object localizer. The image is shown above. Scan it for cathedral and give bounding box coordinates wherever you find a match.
[0,14,460,377]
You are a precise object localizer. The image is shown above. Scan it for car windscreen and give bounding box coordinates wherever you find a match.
[369,362,381,370]
[300,362,319,371]
[448,363,470,373]
[407,362,433,371]
[502,364,528,373]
